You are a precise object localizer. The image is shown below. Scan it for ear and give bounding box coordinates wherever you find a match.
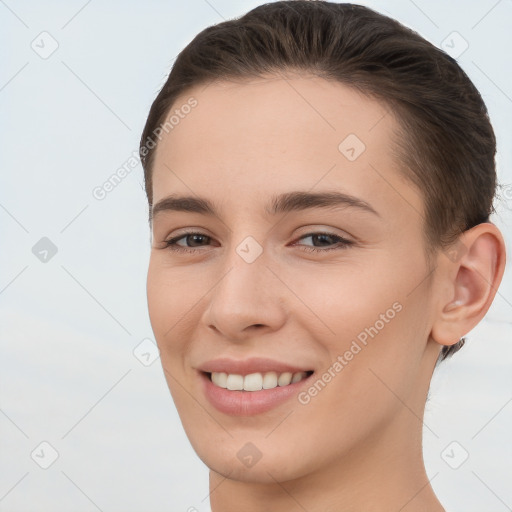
[430,222,507,348]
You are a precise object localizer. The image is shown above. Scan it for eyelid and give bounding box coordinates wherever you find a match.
[294,224,355,241]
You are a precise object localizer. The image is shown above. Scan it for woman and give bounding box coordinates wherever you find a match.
[139,2,506,510]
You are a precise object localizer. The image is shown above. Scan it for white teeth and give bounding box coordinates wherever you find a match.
[211,372,227,388]
[243,373,263,391]
[210,370,310,391]
[277,372,293,386]
[226,374,244,390]
[262,371,278,389]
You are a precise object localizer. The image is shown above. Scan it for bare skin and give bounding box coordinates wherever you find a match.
[146,73,506,512]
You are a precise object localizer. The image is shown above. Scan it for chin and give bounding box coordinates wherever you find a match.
[186,429,323,484]
[204,453,305,484]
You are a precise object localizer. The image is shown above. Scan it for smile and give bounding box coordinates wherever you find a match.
[209,370,313,391]
[200,369,315,416]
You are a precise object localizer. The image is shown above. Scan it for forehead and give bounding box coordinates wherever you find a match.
[151,74,423,225]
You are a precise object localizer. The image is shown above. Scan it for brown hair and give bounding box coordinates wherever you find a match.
[139,1,498,361]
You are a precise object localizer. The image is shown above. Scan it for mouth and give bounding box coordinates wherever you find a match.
[199,369,315,416]
[206,370,314,391]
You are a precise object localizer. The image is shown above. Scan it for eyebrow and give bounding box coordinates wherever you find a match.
[150,190,380,221]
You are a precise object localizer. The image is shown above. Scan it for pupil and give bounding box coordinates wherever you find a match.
[314,234,332,246]
[189,234,205,246]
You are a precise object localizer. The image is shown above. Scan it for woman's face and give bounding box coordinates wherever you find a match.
[146,74,444,483]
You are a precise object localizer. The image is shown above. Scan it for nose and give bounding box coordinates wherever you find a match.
[201,243,288,341]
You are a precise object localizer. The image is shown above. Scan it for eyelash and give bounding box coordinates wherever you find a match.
[162,231,354,254]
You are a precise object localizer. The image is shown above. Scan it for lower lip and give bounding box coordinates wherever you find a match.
[200,372,313,416]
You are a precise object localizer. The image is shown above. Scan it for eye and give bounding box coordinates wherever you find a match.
[162,230,353,254]
[163,232,213,254]
[293,232,354,253]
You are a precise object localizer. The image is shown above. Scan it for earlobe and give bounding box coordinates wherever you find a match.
[430,222,506,348]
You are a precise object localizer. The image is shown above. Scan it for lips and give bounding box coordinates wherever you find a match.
[197,357,315,415]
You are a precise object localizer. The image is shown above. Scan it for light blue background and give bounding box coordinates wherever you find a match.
[1,1,511,511]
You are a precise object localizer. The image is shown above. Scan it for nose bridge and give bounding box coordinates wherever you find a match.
[204,231,287,336]
[217,234,272,304]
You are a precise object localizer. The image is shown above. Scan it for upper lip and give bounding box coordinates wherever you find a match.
[197,357,313,376]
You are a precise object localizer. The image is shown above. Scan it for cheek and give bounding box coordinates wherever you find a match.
[292,257,430,394]
[146,263,170,337]
[146,260,193,352]
[289,259,402,343]
[146,262,198,409]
